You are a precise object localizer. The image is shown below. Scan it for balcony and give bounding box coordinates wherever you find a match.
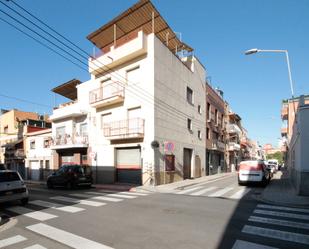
[211,140,225,151]
[50,134,88,150]
[89,82,124,108]
[227,124,241,135]
[281,127,288,136]
[281,104,288,120]
[50,101,87,121]
[228,142,241,151]
[88,31,147,75]
[103,118,144,140]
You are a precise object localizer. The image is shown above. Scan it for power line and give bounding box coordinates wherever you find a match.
[0,93,52,109]
[0,1,207,128]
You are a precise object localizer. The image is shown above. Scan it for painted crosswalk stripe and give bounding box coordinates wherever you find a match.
[254,209,309,220]
[23,245,47,249]
[190,187,217,196]
[230,188,251,199]
[119,191,148,196]
[106,193,136,199]
[0,235,27,248]
[232,239,278,249]
[6,206,57,221]
[70,193,122,202]
[242,225,309,245]
[208,187,234,197]
[177,186,204,194]
[257,204,309,213]
[27,223,114,249]
[30,200,85,213]
[50,196,105,207]
[249,215,309,230]
[85,192,124,201]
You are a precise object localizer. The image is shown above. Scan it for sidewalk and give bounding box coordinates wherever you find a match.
[260,168,309,208]
[136,172,236,193]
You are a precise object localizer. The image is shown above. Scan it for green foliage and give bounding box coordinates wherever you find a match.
[267,151,283,164]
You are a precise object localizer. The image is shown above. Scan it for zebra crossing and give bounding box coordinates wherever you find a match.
[0,190,151,248]
[174,184,253,200]
[232,203,309,249]
[3,190,151,222]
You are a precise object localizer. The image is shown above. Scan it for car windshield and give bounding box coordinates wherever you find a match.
[0,172,21,182]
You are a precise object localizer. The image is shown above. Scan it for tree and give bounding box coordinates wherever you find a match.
[266,151,283,164]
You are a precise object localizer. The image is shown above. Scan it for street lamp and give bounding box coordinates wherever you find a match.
[244,48,295,97]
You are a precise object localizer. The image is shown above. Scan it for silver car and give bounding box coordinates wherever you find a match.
[0,170,29,205]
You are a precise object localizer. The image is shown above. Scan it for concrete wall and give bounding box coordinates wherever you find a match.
[288,96,309,195]
[153,34,206,184]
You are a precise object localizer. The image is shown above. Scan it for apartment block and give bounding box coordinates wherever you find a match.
[205,83,226,175]
[50,0,206,185]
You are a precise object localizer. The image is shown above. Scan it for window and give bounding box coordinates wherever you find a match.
[3,126,8,134]
[165,155,175,171]
[198,105,202,114]
[56,126,65,138]
[187,118,192,131]
[221,114,224,128]
[198,130,202,140]
[186,87,193,105]
[45,160,50,170]
[207,103,211,120]
[80,123,88,136]
[44,138,50,148]
[206,128,210,139]
[101,113,112,129]
[215,109,218,125]
[30,140,35,149]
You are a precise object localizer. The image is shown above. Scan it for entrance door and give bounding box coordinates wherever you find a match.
[116,147,141,185]
[30,160,40,181]
[183,148,192,179]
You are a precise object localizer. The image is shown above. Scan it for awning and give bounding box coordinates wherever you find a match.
[51,79,81,100]
[1,139,23,148]
[87,0,193,54]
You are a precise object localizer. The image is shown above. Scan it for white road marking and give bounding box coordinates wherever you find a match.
[7,206,57,221]
[50,196,105,207]
[23,245,47,249]
[242,225,309,245]
[0,235,27,248]
[254,209,309,220]
[232,239,278,249]
[27,223,114,249]
[208,187,234,197]
[257,204,309,213]
[70,193,122,202]
[189,187,218,196]
[30,200,84,213]
[106,193,136,199]
[119,191,148,196]
[230,188,251,199]
[177,186,204,194]
[249,215,309,230]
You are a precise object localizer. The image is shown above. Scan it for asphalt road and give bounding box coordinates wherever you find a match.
[0,174,308,249]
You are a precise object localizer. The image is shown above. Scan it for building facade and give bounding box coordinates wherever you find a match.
[205,83,226,175]
[50,0,206,186]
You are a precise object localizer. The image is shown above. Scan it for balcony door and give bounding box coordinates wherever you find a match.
[128,107,141,134]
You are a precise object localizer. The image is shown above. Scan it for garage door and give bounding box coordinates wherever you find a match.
[30,160,40,181]
[116,147,141,185]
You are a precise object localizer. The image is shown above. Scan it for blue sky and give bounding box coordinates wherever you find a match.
[0,0,308,147]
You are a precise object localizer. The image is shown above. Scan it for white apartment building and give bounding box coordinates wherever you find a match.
[25,129,53,181]
[50,0,206,185]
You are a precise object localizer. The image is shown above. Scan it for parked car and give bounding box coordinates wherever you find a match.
[0,170,29,205]
[268,159,279,171]
[47,165,92,189]
[238,160,271,186]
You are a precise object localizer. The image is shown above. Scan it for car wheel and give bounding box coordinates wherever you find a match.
[21,198,29,206]
[47,180,53,189]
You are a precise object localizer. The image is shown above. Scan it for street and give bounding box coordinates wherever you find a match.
[1,173,308,249]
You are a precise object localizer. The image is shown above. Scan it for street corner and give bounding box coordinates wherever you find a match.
[0,214,17,232]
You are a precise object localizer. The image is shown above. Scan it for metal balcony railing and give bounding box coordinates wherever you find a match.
[89,82,124,105]
[103,118,144,139]
[52,134,88,146]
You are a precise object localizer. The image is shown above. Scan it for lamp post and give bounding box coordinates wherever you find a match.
[244,48,295,98]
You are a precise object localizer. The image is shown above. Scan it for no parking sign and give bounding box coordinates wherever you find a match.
[164,141,175,153]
